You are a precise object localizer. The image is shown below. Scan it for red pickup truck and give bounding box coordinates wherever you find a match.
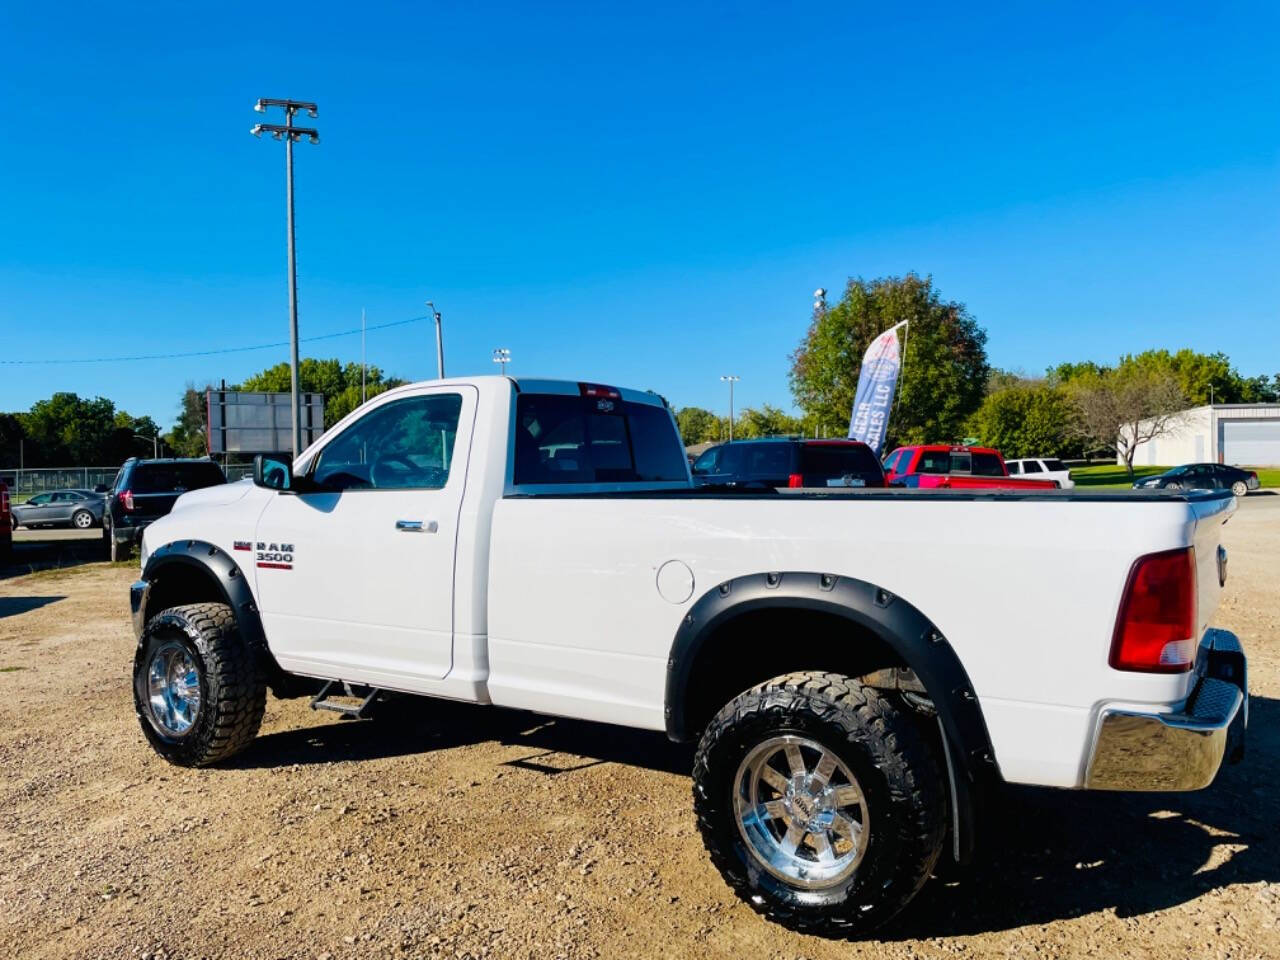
[882,445,1060,490]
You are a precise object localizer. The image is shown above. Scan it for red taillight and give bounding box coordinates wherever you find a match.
[119,490,135,512]
[1110,547,1197,673]
[788,473,803,488]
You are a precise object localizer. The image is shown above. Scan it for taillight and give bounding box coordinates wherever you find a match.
[119,490,135,512]
[1110,547,1197,673]
[788,473,803,488]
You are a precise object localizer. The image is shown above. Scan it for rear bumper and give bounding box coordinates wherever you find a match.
[111,520,150,544]
[1085,629,1247,791]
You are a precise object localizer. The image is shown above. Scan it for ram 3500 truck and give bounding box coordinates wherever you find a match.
[130,376,1248,935]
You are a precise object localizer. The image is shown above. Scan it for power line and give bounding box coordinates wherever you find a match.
[0,315,429,366]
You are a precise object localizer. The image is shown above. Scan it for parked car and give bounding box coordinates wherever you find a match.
[882,444,1059,489]
[10,489,106,530]
[104,457,226,561]
[1005,457,1075,489]
[129,376,1247,935]
[1132,463,1259,497]
[0,480,10,561]
[691,438,886,488]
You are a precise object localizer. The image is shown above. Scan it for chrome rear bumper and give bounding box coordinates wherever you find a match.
[1085,629,1247,791]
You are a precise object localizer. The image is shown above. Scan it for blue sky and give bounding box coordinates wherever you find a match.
[1,2,1277,428]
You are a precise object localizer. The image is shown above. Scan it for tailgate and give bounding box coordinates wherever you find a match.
[1191,493,1236,637]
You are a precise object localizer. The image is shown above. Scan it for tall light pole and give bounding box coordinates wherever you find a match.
[133,433,159,458]
[720,375,740,442]
[252,97,319,459]
[427,302,444,378]
[492,348,511,375]
[814,287,827,315]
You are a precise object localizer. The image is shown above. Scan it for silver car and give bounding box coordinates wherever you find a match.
[11,489,107,530]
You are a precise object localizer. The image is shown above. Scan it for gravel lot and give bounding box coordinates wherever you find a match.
[2,498,1277,960]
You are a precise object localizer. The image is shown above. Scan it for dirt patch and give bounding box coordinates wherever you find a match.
[1,501,1277,960]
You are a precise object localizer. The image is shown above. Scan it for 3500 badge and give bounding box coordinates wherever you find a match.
[254,542,294,570]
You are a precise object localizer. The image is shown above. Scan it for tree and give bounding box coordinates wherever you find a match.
[164,385,211,458]
[0,413,25,468]
[1066,368,1188,477]
[734,404,806,439]
[789,274,989,447]
[19,393,119,465]
[236,358,404,427]
[968,382,1078,458]
[675,407,722,446]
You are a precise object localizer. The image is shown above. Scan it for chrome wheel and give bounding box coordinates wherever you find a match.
[1231,480,1247,497]
[733,734,870,890]
[145,641,202,737]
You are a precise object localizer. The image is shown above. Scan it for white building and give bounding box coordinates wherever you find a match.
[1122,403,1280,467]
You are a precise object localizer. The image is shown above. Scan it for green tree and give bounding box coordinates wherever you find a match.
[675,407,722,446]
[968,382,1079,458]
[236,358,403,427]
[734,404,806,439]
[789,274,989,447]
[19,393,120,465]
[0,413,26,468]
[164,385,211,458]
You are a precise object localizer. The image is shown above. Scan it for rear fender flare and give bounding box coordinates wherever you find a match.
[664,571,998,861]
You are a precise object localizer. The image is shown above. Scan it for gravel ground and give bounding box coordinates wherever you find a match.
[1,498,1276,960]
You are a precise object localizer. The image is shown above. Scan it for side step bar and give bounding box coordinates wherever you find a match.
[309,680,380,719]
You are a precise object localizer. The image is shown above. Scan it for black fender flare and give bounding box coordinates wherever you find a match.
[133,539,287,688]
[664,571,998,862]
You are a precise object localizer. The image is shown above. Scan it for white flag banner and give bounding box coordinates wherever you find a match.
[847,322,905,455]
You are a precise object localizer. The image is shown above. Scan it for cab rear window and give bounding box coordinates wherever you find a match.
[513,394,687,485]
[798,445,884,484]
[130,462,226,493]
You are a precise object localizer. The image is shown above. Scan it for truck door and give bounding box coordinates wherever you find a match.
[252,385,475,687]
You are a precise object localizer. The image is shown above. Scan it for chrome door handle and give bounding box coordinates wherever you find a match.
[395,519,438,533]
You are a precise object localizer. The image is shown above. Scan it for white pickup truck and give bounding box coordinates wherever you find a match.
[130,376,1249,935]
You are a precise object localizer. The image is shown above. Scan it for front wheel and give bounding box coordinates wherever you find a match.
[693,671,946,936]
[133,602,265,766]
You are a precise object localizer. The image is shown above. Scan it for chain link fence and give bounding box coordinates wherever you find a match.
[2,463,256,498]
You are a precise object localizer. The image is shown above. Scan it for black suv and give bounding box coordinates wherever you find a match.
[691,438,886,489]
[104,458,226,561]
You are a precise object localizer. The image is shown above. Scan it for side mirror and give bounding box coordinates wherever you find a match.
[253,454,293,491]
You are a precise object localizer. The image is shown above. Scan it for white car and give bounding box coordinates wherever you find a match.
[129,376,1247,936]
[1006,456,1075,488]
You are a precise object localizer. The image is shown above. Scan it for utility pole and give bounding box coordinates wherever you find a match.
[720,375,740,442]
[252,97,319,459]
[427,302,444,378]
[361,308,367,404]
[492,348,511,375]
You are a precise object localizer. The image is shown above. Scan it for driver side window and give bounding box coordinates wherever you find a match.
[312,393,463,491]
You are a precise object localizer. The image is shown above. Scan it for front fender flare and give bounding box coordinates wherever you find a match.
[135,538,268,659]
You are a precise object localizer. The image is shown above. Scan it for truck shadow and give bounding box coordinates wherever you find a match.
[240,696,695,777]
[883,694,1279,939]
[241,694,1277,936]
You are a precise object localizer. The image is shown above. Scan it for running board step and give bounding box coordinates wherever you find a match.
[309,680,380,719]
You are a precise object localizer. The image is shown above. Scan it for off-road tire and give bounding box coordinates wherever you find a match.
[693,671,946,937]
[133,602,265,767]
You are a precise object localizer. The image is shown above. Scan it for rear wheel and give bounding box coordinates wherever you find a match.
[71,509,94,529]
[693,671,946,936]
[110,535,130,562]
[133,602,265,766]
[1231,480,1248,497]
